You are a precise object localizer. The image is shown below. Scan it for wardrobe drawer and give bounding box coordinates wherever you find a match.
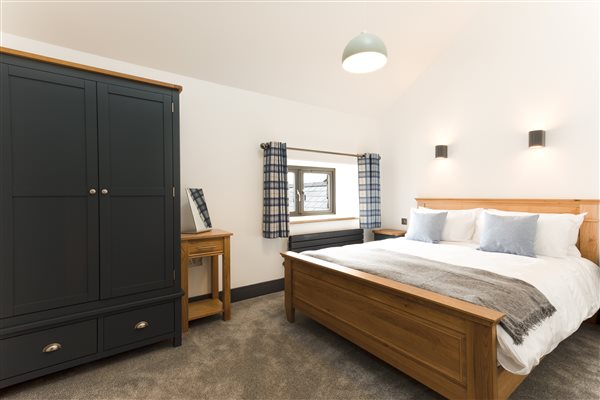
[0,320,97,380]
[188,238,223,256]
[103,302,174,350]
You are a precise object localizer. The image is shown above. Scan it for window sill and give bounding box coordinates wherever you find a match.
[290,216,358,225]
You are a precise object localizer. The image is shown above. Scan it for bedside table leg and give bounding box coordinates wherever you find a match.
[223,237,231,320]
[211,255,219,299]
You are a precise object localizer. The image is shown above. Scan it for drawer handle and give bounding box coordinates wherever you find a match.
[135,321,149,330]
[42,343,62,353]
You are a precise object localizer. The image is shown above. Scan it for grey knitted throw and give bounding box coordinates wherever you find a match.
[303,247,556,345]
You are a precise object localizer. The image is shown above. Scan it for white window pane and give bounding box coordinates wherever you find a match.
[303,172,329,212]
[287,172,296,212]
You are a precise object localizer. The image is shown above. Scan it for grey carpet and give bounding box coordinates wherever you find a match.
[2,292,598,400]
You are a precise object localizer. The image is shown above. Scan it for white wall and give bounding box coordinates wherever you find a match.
[379,3,599,229]
[1,33,381,296]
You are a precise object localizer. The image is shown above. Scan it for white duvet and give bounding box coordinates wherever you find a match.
[307,238,600,375]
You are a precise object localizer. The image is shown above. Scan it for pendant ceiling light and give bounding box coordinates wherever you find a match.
[342,31,388,73]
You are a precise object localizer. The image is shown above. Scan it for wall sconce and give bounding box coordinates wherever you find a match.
[435,145,448,158]
[529,130,545,148]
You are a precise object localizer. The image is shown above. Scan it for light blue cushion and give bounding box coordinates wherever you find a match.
[479,213,539,257]
[405,210,448,244]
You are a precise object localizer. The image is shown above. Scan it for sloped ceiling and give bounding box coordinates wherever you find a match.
[1,2,482,116]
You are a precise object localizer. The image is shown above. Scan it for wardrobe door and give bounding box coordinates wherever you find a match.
[0,64,99,317]
[97,83,174,298]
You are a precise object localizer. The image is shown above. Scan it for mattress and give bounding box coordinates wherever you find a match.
[304,238,600,375]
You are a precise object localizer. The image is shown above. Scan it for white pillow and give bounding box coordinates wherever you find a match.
[483,209,586,258]
[567,245,582,257]
[566,213,586,257]
[473,213,485,243]
[566,213,586,248]
[418,207,480,242]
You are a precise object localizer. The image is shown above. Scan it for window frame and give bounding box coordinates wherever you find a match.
[288,166,336,217]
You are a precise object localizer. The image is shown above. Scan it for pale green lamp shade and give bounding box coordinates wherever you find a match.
[342,32,388,73]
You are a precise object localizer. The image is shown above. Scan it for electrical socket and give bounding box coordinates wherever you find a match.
[401,218,407,225]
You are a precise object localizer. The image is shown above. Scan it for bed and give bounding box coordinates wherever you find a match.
[280,198,599,400]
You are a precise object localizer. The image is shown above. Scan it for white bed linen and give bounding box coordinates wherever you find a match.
[311,238,600,375]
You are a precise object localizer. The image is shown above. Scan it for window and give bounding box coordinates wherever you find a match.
[288,166,335,216]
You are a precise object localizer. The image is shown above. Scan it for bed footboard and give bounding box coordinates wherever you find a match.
[283,252,523,400]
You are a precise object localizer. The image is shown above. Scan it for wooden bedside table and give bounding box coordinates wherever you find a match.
[372,228,407,241]
[181,229,233,332]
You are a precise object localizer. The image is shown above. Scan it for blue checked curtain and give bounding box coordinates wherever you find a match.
[358,153,381,229]
[262,142,290,238]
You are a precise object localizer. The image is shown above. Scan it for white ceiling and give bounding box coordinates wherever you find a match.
[1,2,481,116]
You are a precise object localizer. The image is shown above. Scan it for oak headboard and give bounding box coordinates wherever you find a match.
[415,198,600,265]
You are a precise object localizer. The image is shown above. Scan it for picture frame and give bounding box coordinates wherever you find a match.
[186,188,213,233]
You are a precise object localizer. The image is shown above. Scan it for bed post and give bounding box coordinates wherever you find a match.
[467,320,499,400]
[284,256,295,322]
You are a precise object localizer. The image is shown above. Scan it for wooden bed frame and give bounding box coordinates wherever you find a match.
[281,199,599,400]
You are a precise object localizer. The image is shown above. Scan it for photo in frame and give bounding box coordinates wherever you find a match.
[186,188,213,233]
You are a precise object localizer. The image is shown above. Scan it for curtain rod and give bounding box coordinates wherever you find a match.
[260,143,363,158]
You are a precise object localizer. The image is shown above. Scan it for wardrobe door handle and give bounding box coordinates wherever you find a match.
[42,343,62,353]
[101,189,109,195]
[89,189,97,195]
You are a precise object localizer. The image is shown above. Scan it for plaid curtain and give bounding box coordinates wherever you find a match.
[358,153,381,229]
[262,142,290,238]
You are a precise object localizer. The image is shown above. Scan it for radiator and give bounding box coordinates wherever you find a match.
[288,229,364,252]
